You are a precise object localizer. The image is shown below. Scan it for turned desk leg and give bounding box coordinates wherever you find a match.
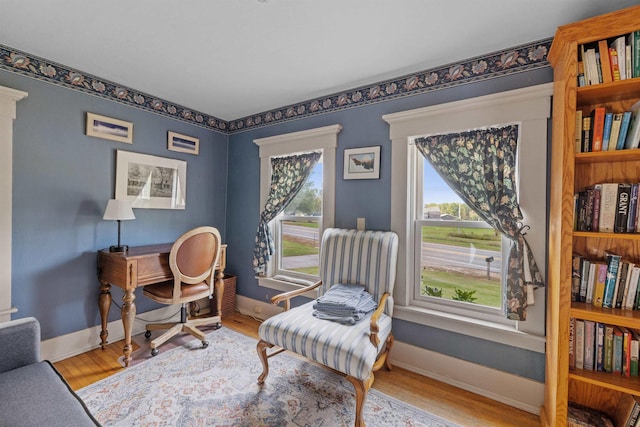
[214,269,224,317]
[98,281,112,350]
[121,289,136,367]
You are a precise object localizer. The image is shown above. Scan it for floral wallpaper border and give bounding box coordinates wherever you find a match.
[0,43,228,133]
[228,39,551,133]
[0,39,551,135]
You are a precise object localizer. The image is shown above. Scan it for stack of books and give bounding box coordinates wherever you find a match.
[575,100,640,153]
[577,31,640,87]
[570,317,640,378]
[571,253,640,310]
[574,182,640,234]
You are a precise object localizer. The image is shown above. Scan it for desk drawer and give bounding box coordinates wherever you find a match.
[136,255,171,286]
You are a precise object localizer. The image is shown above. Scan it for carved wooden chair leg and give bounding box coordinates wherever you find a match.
[346,373,374,427]
[256,339,273,385]
[384,334,394,371]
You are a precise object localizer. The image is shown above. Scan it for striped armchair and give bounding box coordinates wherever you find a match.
[257,228,398,427]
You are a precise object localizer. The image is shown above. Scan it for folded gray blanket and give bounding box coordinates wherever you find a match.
[314,283,367,309]
[313,283,377,324]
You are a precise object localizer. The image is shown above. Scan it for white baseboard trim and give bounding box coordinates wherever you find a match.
[236,295,542,415]
[41,306,181,362]
[391,340,542,414]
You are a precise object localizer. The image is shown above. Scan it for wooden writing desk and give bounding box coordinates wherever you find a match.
[97,243,227,367]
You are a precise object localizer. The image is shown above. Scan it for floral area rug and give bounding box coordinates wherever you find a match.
[77,326,460,427]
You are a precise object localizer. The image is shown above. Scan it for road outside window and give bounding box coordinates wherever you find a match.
[417,158,503,310]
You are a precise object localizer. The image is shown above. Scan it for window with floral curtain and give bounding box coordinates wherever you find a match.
[252,151,322,274]
[414,124,544,321]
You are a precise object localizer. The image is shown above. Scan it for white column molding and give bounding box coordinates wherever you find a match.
[0,85,28,323]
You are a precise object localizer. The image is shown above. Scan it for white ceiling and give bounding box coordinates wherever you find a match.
[0,0,637,121]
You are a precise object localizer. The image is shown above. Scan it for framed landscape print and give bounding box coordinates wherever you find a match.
[168,131,199,155]
[115,150,186,209]
[86,112,133,144]
[343,146,380,180]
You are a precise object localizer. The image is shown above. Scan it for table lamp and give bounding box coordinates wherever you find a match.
[103,199,135,252]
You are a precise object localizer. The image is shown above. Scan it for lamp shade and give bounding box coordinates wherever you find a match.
[103,199,135,221]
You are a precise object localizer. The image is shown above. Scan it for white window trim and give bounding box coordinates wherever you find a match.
[383,84,552,353]
[0,85,28,323]
[254,124,341,293]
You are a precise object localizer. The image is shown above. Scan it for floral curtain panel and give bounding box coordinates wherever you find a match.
[414,124,543,321]
[253,151,322,274]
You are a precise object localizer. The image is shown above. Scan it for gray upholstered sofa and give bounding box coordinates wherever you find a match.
[0,317,100,426]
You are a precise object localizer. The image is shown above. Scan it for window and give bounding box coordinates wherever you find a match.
[384,84,552,351]
[275,160,323,278]
[411,142,509,322]
[254,124,340,292]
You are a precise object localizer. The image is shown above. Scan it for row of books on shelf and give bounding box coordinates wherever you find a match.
[572,253,640,310]
[576,100,640,152]
[569,318,640,379]
[578,31,640,87]
[574,183,640,233]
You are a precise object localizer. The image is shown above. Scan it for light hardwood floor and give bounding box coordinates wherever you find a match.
[54,313,540,427]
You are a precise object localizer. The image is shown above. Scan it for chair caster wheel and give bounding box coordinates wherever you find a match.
[202,340,209,348]
[145,330,151,339]
[151,348,159,357]
[213,323,221,330]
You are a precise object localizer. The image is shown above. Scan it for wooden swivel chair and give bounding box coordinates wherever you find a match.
[257,228,398,427]
[143,226,222,356]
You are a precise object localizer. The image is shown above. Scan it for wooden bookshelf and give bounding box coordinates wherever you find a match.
[543,5,640,427]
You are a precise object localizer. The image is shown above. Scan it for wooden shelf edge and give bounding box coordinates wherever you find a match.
[575,149,640,164]
[576,77,640,106]
[569,369,640,395]
[573,231,640,240]
[571,303,640,329]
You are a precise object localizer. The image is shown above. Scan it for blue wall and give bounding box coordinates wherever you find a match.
[226,69,552,382]
[2,70,228,340]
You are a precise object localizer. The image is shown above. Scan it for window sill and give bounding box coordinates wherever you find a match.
[393,305,546,353]
[256,276,321,299]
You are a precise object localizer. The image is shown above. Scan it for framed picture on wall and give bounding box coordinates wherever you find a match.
[115,150,186,209]
[86,112,133,144]
[343,146,380,180]
[168,131,199,155]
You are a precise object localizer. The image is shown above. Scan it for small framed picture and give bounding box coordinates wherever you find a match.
[343,146,380,180]
[86,112,133,144]
[168,131,199,155]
